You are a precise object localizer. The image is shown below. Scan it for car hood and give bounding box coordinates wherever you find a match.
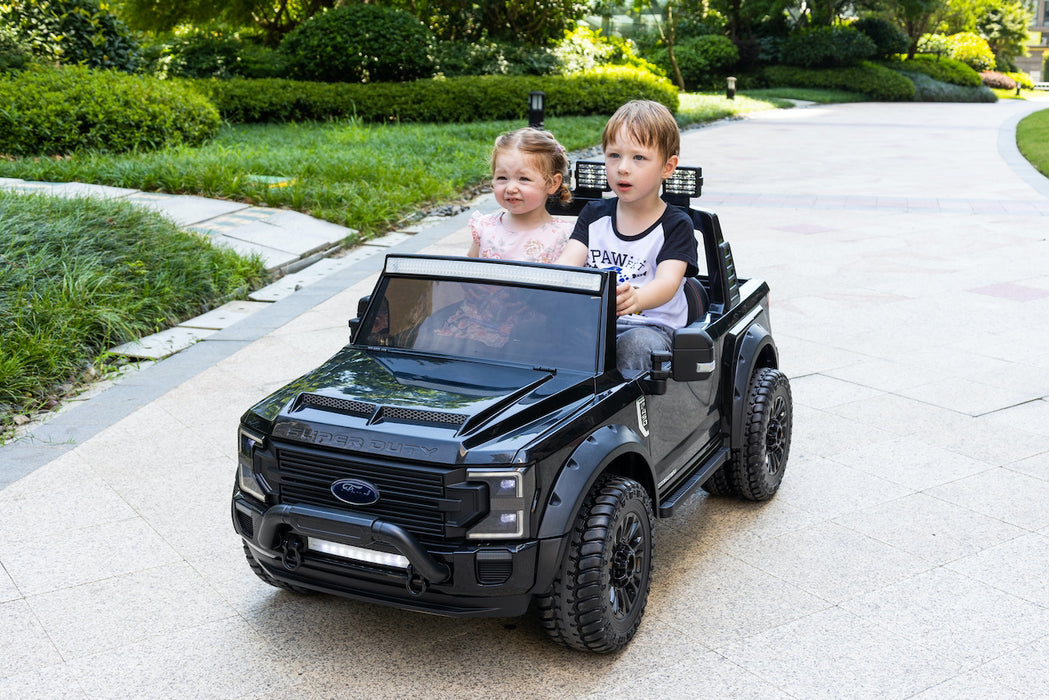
[242,347,596,464]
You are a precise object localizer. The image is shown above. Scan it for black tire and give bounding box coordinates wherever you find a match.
[536,475,654,653]
[704,367,792,500]
[242,542,313,594]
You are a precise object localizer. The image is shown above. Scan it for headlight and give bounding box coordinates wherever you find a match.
[237,427,269,502]
[466,467,535,540]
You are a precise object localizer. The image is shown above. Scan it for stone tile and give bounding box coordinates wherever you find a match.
[122,191,247,227]
[649,550,829,648]
[0,600,62,677]
[772,454,912,520]
[109,325,217,360]
[731,521,931,603]
[978,397,1049,438]
[828,436,993,491]
[930,419,1049,465]
[829,393,972,438]
[716,606,961,699]
[790,374,886,410]
[841,567,1049,668]
[1006,450,1049,481]
[0,665,88,699]
[27,561,235,659]
[178,299,270,330]
[0,566,18,603]
[67,618,303,699]
[892,377,1040,418]
[789,406,896,462]
[0,518,181,596]
[945,532,1049,608]
[210,234,299,271]
[926,467,1049,531]
[833,492,1026,565]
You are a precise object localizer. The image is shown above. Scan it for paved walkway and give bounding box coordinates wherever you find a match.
[2,98,1049,698]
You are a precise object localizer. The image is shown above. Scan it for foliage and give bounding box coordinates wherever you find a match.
[383,0,589,45]
[189,67,678,124]
[0,24,31,73]
[852,17,910,58]
[0,0,141,72]
[885,54,982,86]
[779,25,876,68]
[280,4,435,83]
[877,0,941,56]
[1005,71,1032,89]
[900,70,997,100]
[979,69,1015,88]
[116,0,339,44]
[434,40,558,77]
[764,61,917,100]
[0,65,220,156]
[945,31,996,70]
[649,35,740,90]
[975,1,1031,72]
[0,190,266,416]
[144,26,288,79]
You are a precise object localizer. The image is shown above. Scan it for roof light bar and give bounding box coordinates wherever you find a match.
[663,166,703,198]
[385,256,603,292]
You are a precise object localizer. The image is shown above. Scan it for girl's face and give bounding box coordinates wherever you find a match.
[492,149,561,221]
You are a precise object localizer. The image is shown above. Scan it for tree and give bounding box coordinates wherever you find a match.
[1,0,142,71]
[115,0,338,44]
[976,1,1032,71]
[382,1,588,44]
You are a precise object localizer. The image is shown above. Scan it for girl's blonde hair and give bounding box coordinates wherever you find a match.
[601,100,680,164]
[491,128,572,204]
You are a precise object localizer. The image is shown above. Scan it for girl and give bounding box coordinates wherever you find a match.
[467,128,573,263]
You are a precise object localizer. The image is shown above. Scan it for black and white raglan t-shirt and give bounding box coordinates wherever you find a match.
[570,198,698,329]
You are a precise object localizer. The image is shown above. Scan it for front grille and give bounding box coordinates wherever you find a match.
[276,445,448,539]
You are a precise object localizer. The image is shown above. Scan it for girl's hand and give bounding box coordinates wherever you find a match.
[616,281,640,316]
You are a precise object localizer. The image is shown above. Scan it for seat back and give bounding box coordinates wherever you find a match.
[683,277,709,326]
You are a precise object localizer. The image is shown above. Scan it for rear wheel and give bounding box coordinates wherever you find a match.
[536,475,653,653]
[703,367,792,500]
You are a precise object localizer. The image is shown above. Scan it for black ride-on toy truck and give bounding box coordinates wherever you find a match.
[231,160,793,653]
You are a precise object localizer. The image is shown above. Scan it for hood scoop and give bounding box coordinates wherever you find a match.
[378,406,468,427]
[297,393,375,418]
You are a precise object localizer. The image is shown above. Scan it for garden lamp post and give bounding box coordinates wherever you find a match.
[529,91,545,129]
[726,77,737,100]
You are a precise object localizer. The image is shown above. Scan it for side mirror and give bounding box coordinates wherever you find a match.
[672,328,715,381]
[347,295,371,341]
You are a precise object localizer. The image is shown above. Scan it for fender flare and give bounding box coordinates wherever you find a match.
[729,322,779,450]
[536,423,652,540]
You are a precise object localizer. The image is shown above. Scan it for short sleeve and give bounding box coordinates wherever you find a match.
[655,207,699,278]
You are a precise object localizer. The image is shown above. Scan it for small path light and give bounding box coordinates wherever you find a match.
[529,91,545,129]
[726,77,737,100]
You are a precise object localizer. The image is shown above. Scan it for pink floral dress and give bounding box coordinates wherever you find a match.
[470,210,572,263]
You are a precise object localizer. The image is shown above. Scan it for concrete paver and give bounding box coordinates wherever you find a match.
[2,97,1049,698]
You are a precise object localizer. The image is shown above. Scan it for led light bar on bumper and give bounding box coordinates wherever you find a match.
[466,467,535,540]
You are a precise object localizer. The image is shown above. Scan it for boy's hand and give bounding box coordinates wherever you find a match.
[616,281,640,316]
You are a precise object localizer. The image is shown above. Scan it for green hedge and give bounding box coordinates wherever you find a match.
[189,66,679,124]
[764,61,915,101]
[0,66,220,156]
[903,72,997,102]
[886,55,982,87]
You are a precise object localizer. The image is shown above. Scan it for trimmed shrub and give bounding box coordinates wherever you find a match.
[945,32,996,71]
[764,61,916,101]
[886,55,982,87]
[980,70,1016,89]
[0,66,220,156]
[0,0,141,73]
[190,67,678,124]
[1005,71,1034,89]
[853,17,910,59]
[779,26,876,68]
[146,29,288,80]
[434,40,558,77]
[650,35,739,90]
[902,71,997,101]
[280,5,434,83]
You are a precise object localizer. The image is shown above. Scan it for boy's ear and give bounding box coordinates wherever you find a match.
[661,154,679,180]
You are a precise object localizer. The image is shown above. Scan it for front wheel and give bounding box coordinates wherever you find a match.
[536,475,654,653]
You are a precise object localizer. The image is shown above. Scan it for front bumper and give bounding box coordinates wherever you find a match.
[232,495,560,617]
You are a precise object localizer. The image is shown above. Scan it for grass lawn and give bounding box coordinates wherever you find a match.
[1017,106,1049,178]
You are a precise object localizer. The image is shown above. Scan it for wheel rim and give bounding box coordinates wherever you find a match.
[608,512,646,620]
[764,395,789,476]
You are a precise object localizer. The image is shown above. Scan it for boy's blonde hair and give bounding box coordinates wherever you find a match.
[601,100,680,164]
[491,128,572,203]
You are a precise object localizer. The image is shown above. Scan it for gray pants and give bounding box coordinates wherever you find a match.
[616,320,673,373]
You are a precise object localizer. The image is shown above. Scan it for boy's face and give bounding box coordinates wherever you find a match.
[603,128,677,206]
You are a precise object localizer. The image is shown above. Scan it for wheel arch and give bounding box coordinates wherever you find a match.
[729,322,779,451]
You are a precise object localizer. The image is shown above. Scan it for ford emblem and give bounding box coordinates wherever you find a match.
[330,478,380,506]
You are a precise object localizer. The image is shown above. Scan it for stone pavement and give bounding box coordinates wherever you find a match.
[2,98,1049,698]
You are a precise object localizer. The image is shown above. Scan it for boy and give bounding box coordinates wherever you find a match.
[558,100,698,372]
